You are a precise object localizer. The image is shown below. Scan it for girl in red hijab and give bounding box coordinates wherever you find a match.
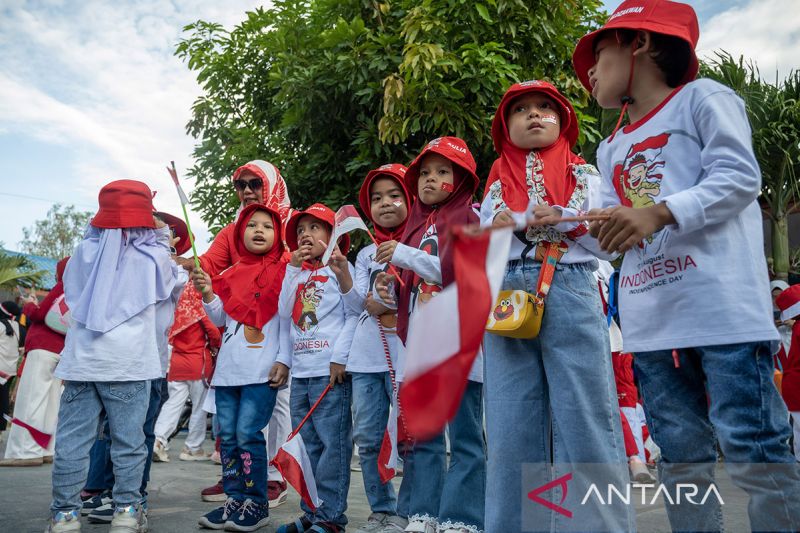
[479,81,630,532]
[375,137,486,533]
[191,203,290,531]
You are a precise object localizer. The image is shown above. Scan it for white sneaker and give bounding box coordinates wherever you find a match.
[405,516,437,533]
[629,459,656,484]
[381,515,409,532]
[179,446,208,461]
[108,505,147,533]
[356,512,388,533]
[437,523,481,533]
[152,441,169,463]
[45,510,82,533]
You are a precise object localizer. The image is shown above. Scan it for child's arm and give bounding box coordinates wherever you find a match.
[330,311,358,386]
[271,310,292,388]
[391,244,441,284]
[192,267,225,326]
[276,267,296,371]
[199,314,222,350]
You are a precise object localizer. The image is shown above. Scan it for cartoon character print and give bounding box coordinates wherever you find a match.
[222,322,265,349]
[486,291,530,329]
[291,275,329,336]
[410,228,442,314]
[493,297,515,321]
[367,264,398,330]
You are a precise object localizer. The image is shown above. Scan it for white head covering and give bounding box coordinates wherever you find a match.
[771,280,790,293]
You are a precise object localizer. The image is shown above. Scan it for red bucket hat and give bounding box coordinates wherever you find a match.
[154,211,193,256]
[404,136,479,197]
[491,80,580,151]
[572,0,700,93]
[285,203,351,254]
[777,284,800,322]
[91,179,156,229]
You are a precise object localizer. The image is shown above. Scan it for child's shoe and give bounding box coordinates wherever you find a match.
[224,498,270,532]
[209,450,222,464]
[179,446,209,461]
[437,522,481,533]
[152,440,169,463]
[629,458,656,485]
[380,515,409,532]
[356,512,388,532]
[199,498,243,530]
[81,491,112,516]
[309,522,343,533]
[108,505,147,533]
[267,480,288,508]
[405,515,438,533]
[276,516,314,533]
[45,510,82,533]
[201,479,227,502]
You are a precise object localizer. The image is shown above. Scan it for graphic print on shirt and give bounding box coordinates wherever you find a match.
[362,259,397,330]
[222,322,265,349]
[292,275,329,336]
[410,226,442,314]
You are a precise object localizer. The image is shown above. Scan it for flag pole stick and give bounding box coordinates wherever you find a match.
[464,214,611,235]
[363,228,406,287]
[286,383,332,441]
[169,161,201,270]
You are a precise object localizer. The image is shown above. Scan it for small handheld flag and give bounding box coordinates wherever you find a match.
[166,162,201,270]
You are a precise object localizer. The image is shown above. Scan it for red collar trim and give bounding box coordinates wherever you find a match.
[619,85,685,135]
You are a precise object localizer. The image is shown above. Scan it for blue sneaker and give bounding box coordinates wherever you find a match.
[198,498,242,530]
[46,509,82,533]
[224,498,270,532]
[87,498,114,523]
[81,491,112,516]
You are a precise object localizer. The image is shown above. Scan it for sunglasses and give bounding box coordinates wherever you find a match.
[233,177,263,192]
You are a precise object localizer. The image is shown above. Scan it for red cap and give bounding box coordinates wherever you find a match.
[776,284,800,321]
[405,137,479,196]
[154,211,193,256]
[491,80,579,151]
[91,179,156,229]
[285,203,351,254]
[358,164,409,221]
[572,0,699,93]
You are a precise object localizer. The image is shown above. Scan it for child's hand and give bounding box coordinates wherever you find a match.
[493,209,515,228]
[329,362,347,386]
[269,362,290,388]
[327,242,353,293]
[587,208,610,238]
[153,215,167,229]
[365,292,390,316]
[290,244,313,267]
[192,267,214,302]
[531,205,562,226]
[176,256,195,271]
[375,240,398,264]
[597,204,675,253]
[374,272,396,305]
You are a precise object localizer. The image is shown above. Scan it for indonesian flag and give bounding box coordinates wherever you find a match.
[321,205,369,265]
[270,432,323,511]
[400,225,512,440]
[166,163,190,205]
[3,414,52,448]
[377,390,409,483]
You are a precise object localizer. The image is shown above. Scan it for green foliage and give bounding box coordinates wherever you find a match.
[177,0,605,234]
[19,203,93,260]
[0,250,45,290]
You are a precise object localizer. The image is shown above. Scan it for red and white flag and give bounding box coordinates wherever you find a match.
[270,432,323,511]
[377,390,411,483]
[3,414,52,448]
[321,205,369,264]
[399,225,512,440]
[166,163,190,205]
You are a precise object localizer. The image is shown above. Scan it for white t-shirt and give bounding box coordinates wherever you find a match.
[342,244,403,375]
[155,267,188,377]
[0,321,19,379]
[596,78,779,353]
[278,263,358,378]
[203,295,288,387]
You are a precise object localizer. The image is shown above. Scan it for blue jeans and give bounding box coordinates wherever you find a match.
[352,371,396,514]
[216,383,277,505]
[636,342,800,532]
[483,260,632,533]
[399,381,485,529]
[291,376,352,527]
[51,380,151,515]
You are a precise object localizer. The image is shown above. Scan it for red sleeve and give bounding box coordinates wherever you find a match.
[199,314,222,349]
[23,283,64,324]
[199,224,234,277]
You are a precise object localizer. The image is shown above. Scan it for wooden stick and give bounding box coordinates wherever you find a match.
[286,383,332,441]
[364,228,406,287]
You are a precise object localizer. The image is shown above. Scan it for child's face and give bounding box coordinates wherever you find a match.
[588,33,632,109]
[506,93,561,150]
[243,210,275,254]
[417,153,455,206]
[234,170,264,206]
[370,177,408,229]
[295,215,332,259]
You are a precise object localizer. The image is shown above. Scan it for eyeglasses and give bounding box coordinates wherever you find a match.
[233,177,263,192]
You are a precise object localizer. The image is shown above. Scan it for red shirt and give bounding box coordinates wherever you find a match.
[23,282,66,355]
[612,352,639,408]
[199,223,239,277]
[781,322,800,411]
[167,315,221,382]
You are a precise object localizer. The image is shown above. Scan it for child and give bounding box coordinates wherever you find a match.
[776,285,800,461]
[46,179,181,533]
[276,203,357,533]
[193,203,290,531]
[480,81,631,532]
[376,137,486,533]
[575,1,800,530]
[344,164,412,533]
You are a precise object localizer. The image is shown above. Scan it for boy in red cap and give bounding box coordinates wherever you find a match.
[47,180,184,533]
[776,285,800,461]
[375,137,486,533]
[276,203,358,533]
[574,1,800,530]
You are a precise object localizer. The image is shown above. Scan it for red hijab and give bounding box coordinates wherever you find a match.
[485,80,584,211]
[358,164,412,244]
[397,137,480,343]
[212,204,288,328]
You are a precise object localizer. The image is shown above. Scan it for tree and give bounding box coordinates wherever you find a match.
[177,0,605,234]
[0,250,45,290]
[19,204,93,260]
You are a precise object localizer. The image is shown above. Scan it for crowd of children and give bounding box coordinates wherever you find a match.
[0,1,795,533]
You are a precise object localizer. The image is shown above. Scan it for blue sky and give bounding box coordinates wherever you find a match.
[1,0,797,255]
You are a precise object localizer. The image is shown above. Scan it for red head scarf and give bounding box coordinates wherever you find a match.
[212,204,288,328]
[56,256,70,283]
[486,80,585,211]
[169,283,207,340]
[397,137,480,343]
[358,164,411,244]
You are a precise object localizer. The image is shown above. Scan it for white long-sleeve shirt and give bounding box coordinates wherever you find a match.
[596,78,778,353]
[278,263,358,378]
[202,295,288,387]
[155,266,188,377]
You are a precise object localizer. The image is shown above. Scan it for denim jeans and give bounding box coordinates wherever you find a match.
[140,377,164,500]
[400,381,485,530]
[636,342,800,532]
[483,260,632,533]
[291,376,352,527]
[216,383,277,505]
[51,380,151,515]
[352,371,396,514]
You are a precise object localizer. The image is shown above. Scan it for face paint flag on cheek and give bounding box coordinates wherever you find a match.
[541,115,558,125]
[441,182,455,193]
[392,201,404,207]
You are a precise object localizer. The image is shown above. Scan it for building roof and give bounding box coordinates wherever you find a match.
[1,249,59,290]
